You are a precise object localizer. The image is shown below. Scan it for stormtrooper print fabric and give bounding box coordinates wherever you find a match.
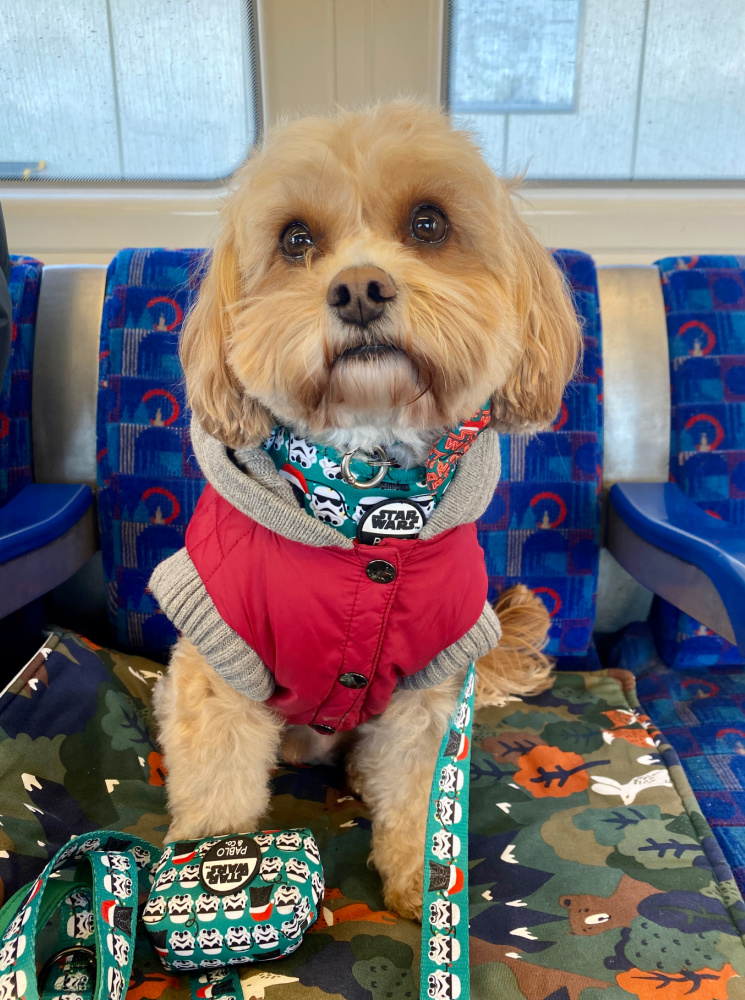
[143,830,323,971]
[0,830,154,1000]
[420,664,475,1000]
[263,405,491,539]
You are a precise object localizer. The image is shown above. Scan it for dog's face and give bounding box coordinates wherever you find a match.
[183,103,581,448]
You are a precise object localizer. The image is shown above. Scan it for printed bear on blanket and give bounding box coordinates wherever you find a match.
[560,874,662,935]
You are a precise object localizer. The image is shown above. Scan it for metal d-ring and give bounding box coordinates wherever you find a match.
[39,946,97,993]
[340,446,392,489]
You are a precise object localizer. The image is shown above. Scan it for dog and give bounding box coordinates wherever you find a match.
[150,102,581,920]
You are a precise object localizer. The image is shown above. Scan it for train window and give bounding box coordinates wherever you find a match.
[449,0,745,180]
[0,0,259,181]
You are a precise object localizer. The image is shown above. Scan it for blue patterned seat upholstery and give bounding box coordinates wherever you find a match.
[639,663,745,892]
[0,256,42,506]
[612,622,745,895]
[652,255,745,668]
[477,250,602,663]
[614,256,745,895]
[97,248,602,661]
[96,249,207,655]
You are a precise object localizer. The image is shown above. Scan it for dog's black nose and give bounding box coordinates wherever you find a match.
[326,266,396,326]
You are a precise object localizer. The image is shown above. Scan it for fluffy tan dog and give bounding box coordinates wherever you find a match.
[151,102,580,921]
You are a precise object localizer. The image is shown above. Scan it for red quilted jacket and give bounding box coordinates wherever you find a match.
[186,484,488,731]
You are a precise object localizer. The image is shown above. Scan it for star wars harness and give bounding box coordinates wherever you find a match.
[264,404,491,543]
[0,668,474,999]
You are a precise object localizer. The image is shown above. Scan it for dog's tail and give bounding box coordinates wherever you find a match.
[475,584,553,708]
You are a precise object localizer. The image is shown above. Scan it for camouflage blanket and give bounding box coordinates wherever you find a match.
[1,630,745,999]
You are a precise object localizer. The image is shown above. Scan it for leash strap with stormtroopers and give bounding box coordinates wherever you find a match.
[0,832,245,1000]
[0,830,168,1000]
[421,662,475,1000]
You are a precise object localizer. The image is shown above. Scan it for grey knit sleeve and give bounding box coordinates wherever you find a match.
[398,600,502,691]
[149,548,275,701]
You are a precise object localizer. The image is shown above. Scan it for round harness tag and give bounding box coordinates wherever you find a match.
[356,498,425,545]
[199,836,261,895]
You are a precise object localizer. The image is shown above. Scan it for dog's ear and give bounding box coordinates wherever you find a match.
[490,220,582,432]
[180,229,274,449]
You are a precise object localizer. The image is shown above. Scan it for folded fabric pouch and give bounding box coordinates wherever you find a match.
[143,830,324,971]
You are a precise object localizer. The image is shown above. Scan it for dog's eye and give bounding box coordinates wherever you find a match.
[280,221,314,259]
[410,205,449,244]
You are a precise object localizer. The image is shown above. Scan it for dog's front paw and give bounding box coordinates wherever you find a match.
[164,810,264,844]
[164,822,195,844]
[345,755,365,799]
[164,819,233,843]
[383,876,423,923]
[372,831,425,922]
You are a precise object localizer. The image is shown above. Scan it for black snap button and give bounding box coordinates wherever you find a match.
[366,559,397,584]
[339,672,368,689]
[311,724,336,735]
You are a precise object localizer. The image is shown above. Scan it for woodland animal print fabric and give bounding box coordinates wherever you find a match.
[2,632,745,998]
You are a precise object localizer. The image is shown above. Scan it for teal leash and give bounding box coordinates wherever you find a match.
[420,662,475,1000]
[0,831,158,1000]
[0,829,247,1000]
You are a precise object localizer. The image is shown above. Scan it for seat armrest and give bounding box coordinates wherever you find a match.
[607,482,745,653]
[0,484,96,617]
[0,484,93,563]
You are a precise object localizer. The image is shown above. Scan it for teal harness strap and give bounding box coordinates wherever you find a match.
[187,967,244,999]
[0,829,273,1000]
[263,405,492,540]
[0,830,159,1000]
[420,662,475,1000]
[265,428,438,539]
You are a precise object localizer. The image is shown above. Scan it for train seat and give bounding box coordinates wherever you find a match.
[480,249,603,667]
[96,248,207,657]
[608,255,745,666]
[4,248,745,998]
[93,247,604,669]
[651,255,745,668]
[604,256,745,895]
[0,256,97,624]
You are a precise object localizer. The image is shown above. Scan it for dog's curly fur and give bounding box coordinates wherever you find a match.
[153,102,580,920]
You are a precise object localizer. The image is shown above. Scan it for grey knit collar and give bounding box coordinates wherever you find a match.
[190,416,501,550]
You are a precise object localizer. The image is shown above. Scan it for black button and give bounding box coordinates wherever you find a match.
[366,559,397,584]
[339,672,368,689]
[311,724,336,735]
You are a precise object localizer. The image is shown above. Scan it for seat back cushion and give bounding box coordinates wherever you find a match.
[654,254,745,667]
[96,249,207,655]
[477,250,603,661]
[98,248,601,662]
[0,255,42,505]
